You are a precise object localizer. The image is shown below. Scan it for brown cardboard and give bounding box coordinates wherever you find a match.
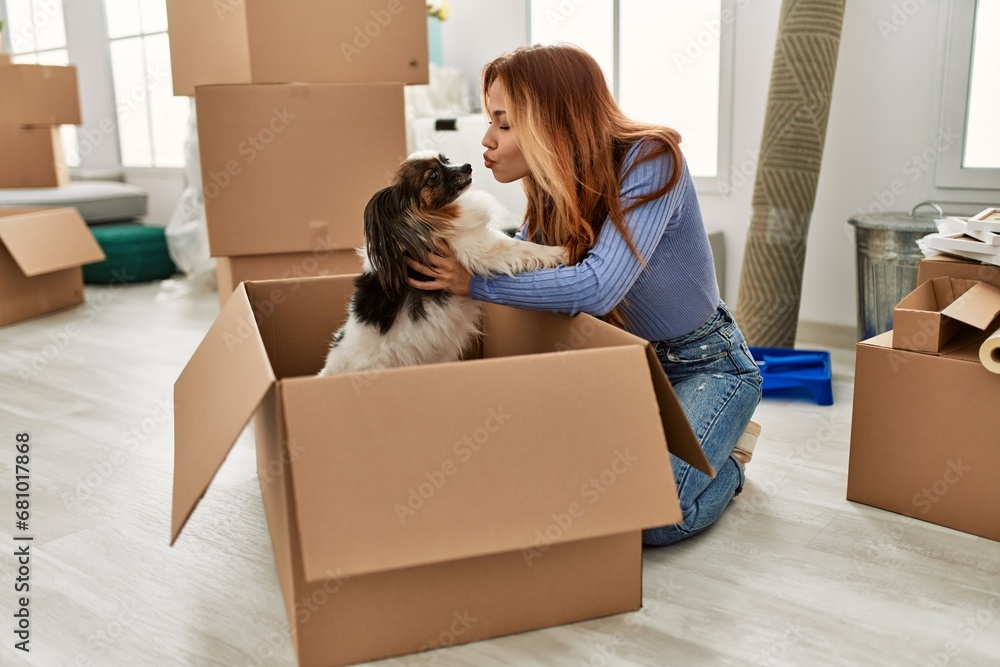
[918,255,1000,289]
[0,54,11,67]
[0,125,69,188]
[893,278,978,353]
[848,331,1000,542]
[0,64,82,125]
[166,0,429,96]
[196,82,405,257]
[172,274,713,666]
[215,249,363,305]
[893,278,1000,353]
[0,207,105,326]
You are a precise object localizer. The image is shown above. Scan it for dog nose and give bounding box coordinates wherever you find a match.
[460,163,472,174]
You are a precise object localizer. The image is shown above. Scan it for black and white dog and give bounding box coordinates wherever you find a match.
[318,151,567,376]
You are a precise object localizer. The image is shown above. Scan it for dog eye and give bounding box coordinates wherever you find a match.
[429,171,439,182]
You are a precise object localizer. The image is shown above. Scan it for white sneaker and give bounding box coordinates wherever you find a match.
[731,421,761,468]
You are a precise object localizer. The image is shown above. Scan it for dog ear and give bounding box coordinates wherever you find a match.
[364,186,435,296]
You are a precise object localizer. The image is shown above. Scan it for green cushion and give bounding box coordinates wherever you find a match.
[83,223,177,284]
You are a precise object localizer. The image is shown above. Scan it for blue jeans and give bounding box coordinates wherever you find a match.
[642,301,762,546]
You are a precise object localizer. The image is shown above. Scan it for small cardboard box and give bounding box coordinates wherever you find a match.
[0,125,69,188]
[215,249,363,305]
[196,82,405,257]
[166,0,429,97]
[172,275,714,667]
[0,64,82,125]
[0,207,105,326]
[918,255,1000,289]
[892,277,1000,353]
[848,331,1000,542]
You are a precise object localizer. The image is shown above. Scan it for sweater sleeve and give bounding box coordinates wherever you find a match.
[470,144,685,316]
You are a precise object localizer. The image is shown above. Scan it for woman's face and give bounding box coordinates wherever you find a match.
[481,79,531,184]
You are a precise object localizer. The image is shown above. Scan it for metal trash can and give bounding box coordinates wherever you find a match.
[848,202,941,341]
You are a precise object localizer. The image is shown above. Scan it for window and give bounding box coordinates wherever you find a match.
[2,0,79,167]
[104,0,188,167]
[936,0,1000,190]
[528,0,735,190]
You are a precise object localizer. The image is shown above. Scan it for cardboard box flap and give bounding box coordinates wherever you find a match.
[171,284,275,544]
[280,346,681,581]
[481,305,714,478]
[0,208,104,276]
[941,281,1000,330]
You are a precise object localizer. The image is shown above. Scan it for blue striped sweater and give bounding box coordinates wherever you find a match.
[470,140,720,341]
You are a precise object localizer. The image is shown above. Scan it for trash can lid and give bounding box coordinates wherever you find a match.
[849,201,943,232]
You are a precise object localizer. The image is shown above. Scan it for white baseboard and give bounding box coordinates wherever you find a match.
[795,320,857,349]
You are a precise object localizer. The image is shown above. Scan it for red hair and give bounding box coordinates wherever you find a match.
[483,43,683,327]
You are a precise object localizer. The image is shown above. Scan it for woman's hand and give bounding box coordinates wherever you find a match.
[406,240,473,296]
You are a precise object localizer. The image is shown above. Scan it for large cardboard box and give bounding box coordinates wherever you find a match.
[0,54,11,67]
[172,275,714,667]
[215,249,363,305]
[0,64,82,125]
[918,255,1000,289]
[166,0,429,96]
[0,207,105,326]
[848,331,1000,542]
[196,82,405,257]
[0,125,69,188]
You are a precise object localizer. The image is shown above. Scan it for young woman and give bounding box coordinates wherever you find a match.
[407,44,762,545]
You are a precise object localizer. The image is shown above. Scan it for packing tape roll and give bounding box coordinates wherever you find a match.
[980,327,1000,374]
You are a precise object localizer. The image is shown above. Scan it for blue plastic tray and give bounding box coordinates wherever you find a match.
[747,346,833,406]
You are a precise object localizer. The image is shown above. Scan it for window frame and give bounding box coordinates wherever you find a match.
[935,0,1000,191]
[525,0,736,197]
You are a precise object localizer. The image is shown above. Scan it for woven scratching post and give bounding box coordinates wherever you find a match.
[736,0,846,347]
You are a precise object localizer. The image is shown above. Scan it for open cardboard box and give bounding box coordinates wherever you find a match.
[196,82,405,258]
[0,208,105,326]
[0,125,69,188]
[893,277,1000,353]
[0,64,82,125]
[215,250,363,305]
[166,0,428,96]
[172,274,713,667]
[848,330,1000,542]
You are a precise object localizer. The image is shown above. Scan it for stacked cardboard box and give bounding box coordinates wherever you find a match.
[0,63,82,188]
[165,0,429,302]
[848,254,1000,542]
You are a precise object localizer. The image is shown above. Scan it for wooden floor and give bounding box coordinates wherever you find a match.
[1,281,999,667]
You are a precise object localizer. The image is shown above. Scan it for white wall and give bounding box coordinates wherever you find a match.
[62,0,996,329]
[437,0,997,333]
